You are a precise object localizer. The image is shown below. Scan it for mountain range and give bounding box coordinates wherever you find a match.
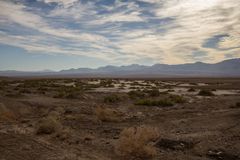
[0,58,239,77]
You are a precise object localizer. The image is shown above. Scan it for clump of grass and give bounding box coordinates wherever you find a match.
[198,89,214,96]
[128,90,145,99]
[135,99,174,107]
[103,94,121,103]
[95,106,122,122]
[169,95,186,103]
[36,116,62,135]
[115,125,159,159]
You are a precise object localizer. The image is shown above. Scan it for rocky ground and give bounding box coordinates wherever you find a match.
[0,78,240,160]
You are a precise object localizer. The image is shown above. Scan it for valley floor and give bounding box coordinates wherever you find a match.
[0,78,240,160]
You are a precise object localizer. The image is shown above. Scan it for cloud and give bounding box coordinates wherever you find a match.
[0,0,239,66]
[39,0,78,7]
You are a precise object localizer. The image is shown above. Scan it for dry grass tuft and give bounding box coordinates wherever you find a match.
[115,125,159,159]
[36,116,62,135]
[95,106,122,122]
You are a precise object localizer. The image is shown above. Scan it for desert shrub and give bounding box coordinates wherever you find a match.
[37,87,47,94]
[115,125,159,159]
[129,86,138,89]
[236,102,240,107]
[5,91,23,98]
[103,94,121,103]
[231,102,240,108]
[19,88,31,94]
[120,83,125,88]
[65,92,78,99]
[100,79,113,87]
[95,106,122,122]
[146,89,160,97]
[130,81,140,86]
[135,99,174,107]
[0,80,9,88]
[53,91,65,98]
[128,90,145,99]
[53,86,79,99]
[48,111,61,120]
[198,89,214,96]
[36,116,62,135]
[188,88,196,92]
[55,128,71,141]
[189,82,197,85]
[169,95,186,103]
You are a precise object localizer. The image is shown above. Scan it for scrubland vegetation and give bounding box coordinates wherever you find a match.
[0,78,240,160]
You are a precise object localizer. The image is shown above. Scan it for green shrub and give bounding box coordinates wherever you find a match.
[135,99,174,107]
[169,95,186,103]
[198,90,214,96]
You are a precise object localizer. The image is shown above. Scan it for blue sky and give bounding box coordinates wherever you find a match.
[0,0,239,71]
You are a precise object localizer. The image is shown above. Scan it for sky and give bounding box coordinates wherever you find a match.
[0,0,239,71]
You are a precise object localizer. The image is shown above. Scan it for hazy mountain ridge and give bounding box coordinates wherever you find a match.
[0,58,239,77]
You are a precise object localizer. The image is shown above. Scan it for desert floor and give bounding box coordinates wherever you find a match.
[0,78,240,160]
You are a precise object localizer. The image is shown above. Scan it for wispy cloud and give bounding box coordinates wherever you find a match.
[0,0,239,66]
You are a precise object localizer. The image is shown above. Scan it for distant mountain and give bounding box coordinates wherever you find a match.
[0,58,239,77]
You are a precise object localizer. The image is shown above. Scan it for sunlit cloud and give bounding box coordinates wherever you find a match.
[0,0,239,67]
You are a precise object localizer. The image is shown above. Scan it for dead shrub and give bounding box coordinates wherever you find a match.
[95,106,122,122]
[36,116,62,135]
[115,125,159,159]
